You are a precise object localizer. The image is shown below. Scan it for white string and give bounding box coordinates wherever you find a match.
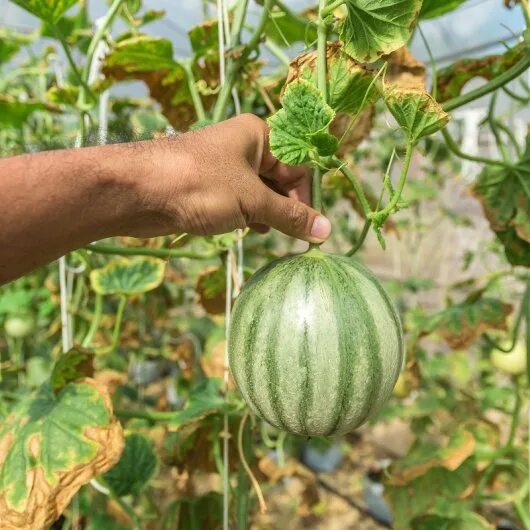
[58,257,72,353]
[223,249,232,530]
[217,3,230,528]
[217,1,247,527]
[217,0,226,86]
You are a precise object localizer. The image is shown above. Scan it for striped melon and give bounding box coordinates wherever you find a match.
[228,249,403,436]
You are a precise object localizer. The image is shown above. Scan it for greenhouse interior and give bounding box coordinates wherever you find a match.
[1,0,530,528]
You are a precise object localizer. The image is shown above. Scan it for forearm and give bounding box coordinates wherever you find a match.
[0,115,330,285]
[0,140,184,284]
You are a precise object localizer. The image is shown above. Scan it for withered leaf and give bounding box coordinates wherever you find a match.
[385,46,426,90]
[285,42,379,115]
[0,379,124,530]
[419,295,513,349]
[436,43,526,103]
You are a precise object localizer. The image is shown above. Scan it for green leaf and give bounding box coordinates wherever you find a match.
[420,0,469,19]
[339,0,422,63]
[40,4,90,52]
[268,79,337,165]
[286,43,379,115]
[89,257,166,296]
[168,378,230,431]
[0,381,123,527]
[0,96,56,128]
[0,29,35,65]
[51,347,95,394]
[11,0,78,23]
[311,131,340,156]
[473,135,530,267]
[102,433,157,497]
[384,87,450,142]
[412,512,494,530]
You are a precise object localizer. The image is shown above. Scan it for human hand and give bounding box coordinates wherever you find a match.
[124,114,332,243]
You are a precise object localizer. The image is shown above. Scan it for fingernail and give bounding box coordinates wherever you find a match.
[311,215,331,240]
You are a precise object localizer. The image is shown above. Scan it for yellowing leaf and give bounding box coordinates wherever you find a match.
[384,87,450,142]
[268,80,337,165]
[385,430,477,529]
[89,257,166,296]
[0,379,123,530]
[10,0,78,23]
[102,36,197,130]
[285,42,379,115]
[339,0,422,63]
[386,431,475,486]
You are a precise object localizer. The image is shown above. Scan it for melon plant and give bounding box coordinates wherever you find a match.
[229,248,403,436]
[228,0,451,435]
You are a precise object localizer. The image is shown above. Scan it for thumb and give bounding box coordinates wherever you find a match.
[255,187,331,244]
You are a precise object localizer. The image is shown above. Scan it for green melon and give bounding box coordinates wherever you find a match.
[228,249,403,436]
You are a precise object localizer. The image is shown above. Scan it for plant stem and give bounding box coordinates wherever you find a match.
[506,377,522,449]
[237,412,267,514]
[368,142,414,222]
[322,0,346,17]
[52,26,92,98]
[345,149,394,256]
[487,92,510,161]
[182,61,206,121]
[346,219,371,257]
[236,412,252,530]
[82,0,125,84]
[418,25,437,99]
[82,293,103,348]
[264,39,291,68]
[97,295,126,354]
[212,0,274,122]
[312,167,323,213]
[111,493,143,530]
[514,498,530,530]
[495,119,523,158]
[442,56,530,112]
[503,85,530,104]
[84,243,218,260]
[333,159,372,217]
[441,128,514,169]
[317,0,329,102]
[231,0,250,46]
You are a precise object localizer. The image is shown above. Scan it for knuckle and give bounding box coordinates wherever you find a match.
[238,113,263,127]
[287,202,308,232]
